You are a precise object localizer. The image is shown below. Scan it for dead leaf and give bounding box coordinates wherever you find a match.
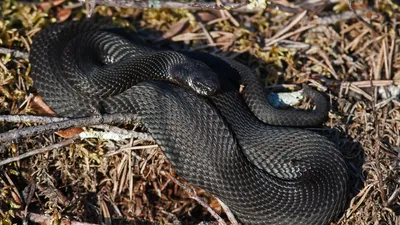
[30,95,57,116]
[30,95,84,138]
[214,32,236,43]
[195,11,220,23]
[55,127,84,138]
[157,18,189,42]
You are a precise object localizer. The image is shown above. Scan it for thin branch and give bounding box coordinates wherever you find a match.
[0,113,138,145]
[267,2,302,13]
[216,198,239,225]
[341,80,400,88]
[84,0,302,14]
[0,115,67,123]
[91,124,154,141]
[0,135,79,167]
[268,10,308,42]
[160,171,227,225]
[0,47,29,59]
[105,144,158,156]
[79,130,154,142]
[313,9,370,25]
[0,129,153,166]
[264,24,316,48]
[0,9,374,60]
[24,212,99,225]
[348,0,378,35]
[88,0,256,12]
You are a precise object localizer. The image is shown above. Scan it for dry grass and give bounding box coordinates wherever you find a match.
[0,0,399,224]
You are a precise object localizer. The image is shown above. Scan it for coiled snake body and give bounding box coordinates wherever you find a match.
[30,21,348,225]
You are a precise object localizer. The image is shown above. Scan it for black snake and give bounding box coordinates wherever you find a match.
[29,21,349,225]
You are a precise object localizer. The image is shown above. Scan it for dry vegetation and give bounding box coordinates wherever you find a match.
[0,0,399,224]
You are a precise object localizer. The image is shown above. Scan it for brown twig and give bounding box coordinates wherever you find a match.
[84,0,302,13]
[268,10,308,42]
[313,9,370,25]
[348,0,378,35]
[19,211,99,225]
[341,80,400,88]
[267,2,302,13]
[0,135,79,167]
[387,17,397,79]
[161,171,228,225]
[264,24,316,48]
[105,144,158,157]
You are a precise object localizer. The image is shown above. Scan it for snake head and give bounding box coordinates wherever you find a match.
[170,59,220,96]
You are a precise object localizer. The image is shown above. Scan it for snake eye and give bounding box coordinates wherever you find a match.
[190,71,220,96]
[170,61,220,96]
[191,76,216,95]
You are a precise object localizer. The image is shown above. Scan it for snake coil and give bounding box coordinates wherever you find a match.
[30,21,348,225]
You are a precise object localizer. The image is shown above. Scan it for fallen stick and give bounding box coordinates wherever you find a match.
[161,171,231,225]
[0,113,138,145]
[82,0,302,15]
[17,211,99,225]
[0,135,79,167]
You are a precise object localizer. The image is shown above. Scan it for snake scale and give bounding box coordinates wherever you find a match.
[29,21,349,225]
